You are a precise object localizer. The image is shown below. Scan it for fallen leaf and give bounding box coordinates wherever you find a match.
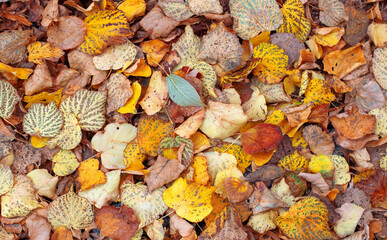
[11,142,41,174]
[158,136,194,167]
[188,0,222,15]
[26,214,51,240]
[282,103,312,127]
[77,159,107,191]
[304,78,336,105]
[123,58,152,77]
[1,175,42,218]
[191,61,217,97]
[367,22,387,47]
[372,47,387,90]
[93,41,137,70]
[252,43,288,84]
[221,58,262,85]
[47,16,87,50]
[123,139,147,174]
[0,80,20,119]
[191,155,211,186]
[229,0,283,40]
[23,88,62,109]
[214,165,243,197]
[163,178,216,222]
[211,144,254,173]
[103,72,133,113]
[166,74,204,107]
[241,123,283,154]
[121,182,167,228]
[197,22,243,72]
[279,150,308,173]
[275,197,332,240]
[303,125,335,155]
[26,169,59,198]
[118,81,142,114]
[308,154,334,177]
[79,10,131,55]
[47,113,82,150]
[212,206,247,240]
[51,227,73,240]
[0,225,13,240]
[247,210,278,234]
[95,206,139,240]
[117,0,146,21]
[369,108,387,137]
[223,177,253,203]
[312,27,345,47]
[27,41,64,65]
[318,0,347,27]
[355,169,387,207]
[277,0,311,42]
[0,30,32,64]
[170,212,196,239]
[242,86,267,121]
[349,77,385,113]
[270,33,305,66]
[139,71,168,115]
[174,109,205,138]
[0,62,33,80]
[201,151,237,184]
[343,5,369,46]
[298,172,329,194]
[0,164,13,196]
[172,25,199,71]
[334,203,364,238]
[330,155,350,185]
[349,148,373,172]
[52,149,80,176]
[200,101,248,139]
[41,0,59,26]
[47,189,94,230]
[253,79,292,103]
[141,39,170,67]
[159,0,194,21]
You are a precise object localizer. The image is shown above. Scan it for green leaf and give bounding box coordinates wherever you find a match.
[166,74,204,107]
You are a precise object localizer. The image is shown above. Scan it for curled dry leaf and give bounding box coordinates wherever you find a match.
[0,80,20,119]
[47,16,87,50]
[229,0,283,40]
[372,47,387,90]
[158,136,194,167]
[118,81,142,114]
[139,6,180,39]
[343,5,369,46]
[41,0,59,27]
[175,109,205,138]
[139,71,168,115]
[282,103,312,127]
[102,72,133,113]
[24,61,53,96]
[0,30,32,64]
[318,0,347,27]
[0,62,33,80]
[302,125,335,155]
[350,77,386,113]
[241,123,283,154]
[349,148,373,172]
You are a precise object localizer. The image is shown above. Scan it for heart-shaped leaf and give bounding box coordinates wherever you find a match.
[166,74,204,107]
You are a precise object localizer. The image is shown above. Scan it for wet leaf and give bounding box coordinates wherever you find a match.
[0,80,20,119]
[318,0,347,27]
[93,41,137,70]
[52,150,80,176]
[343,6,369,46]
[139,71,168,115]
[47,189,94,230]
[0,30,32,64]
[27,41,64,65]
[166,74,204,107]
[47,16,87,50]
[79,10,131,55]
[229,0,283,40]
[47,113,82,150]
[372,47,387,90]
[275,197,332,240]
[241,123,283,154]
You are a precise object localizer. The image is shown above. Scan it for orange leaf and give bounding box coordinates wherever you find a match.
[223,177,253,204]
[140,39,170,67]
[241,123,283,154]
[51,227,73,240]
[27,42,64,65]
[77,159,107,191]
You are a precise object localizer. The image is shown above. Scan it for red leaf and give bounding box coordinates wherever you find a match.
[241,123,282,154]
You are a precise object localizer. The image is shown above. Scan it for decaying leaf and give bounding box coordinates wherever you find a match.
[279,151,308,173]
[159,0,194,21]
[304,77,336,105]
[334,203,364,238]
[139,71,168,115]
[223,177,253,203]
[367,22,387,48]
[318,0,347,27]
[47,16,87,50]
[343,5,369,46]
[270,33,305,66]
[27,41,64,65]
[0,80,20,119]
[308,154,334,178]
[103,72,133,113]
[248,210,278,234]
[302,125,335,155]
[188,0,222,15]
[242,86,267,121]
[330,155,350,185]
[0,30,32,64]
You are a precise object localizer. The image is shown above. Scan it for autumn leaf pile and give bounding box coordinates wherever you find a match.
[0,0,386,239]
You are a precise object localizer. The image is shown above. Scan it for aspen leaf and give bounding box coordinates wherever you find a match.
[60,89,106,131]
[0,30,32,64]
[0,80,20,119]
[214,165,243,198]
[330,155,350,185]
[277,0,311,42]
[174,108,205,138]
[191,155,211,186]
[47,113,82,150]
[103,72,133,113]
[0,164,13,196]
[93,41,137,70]
[163,178,216,222]
[318,0,347,27]
[308,154,334,178]
[380,155,387,171]
[252,43,288,84]
[212,144,254,173]
[188,0,222,15]
[197,22,243,72]
[139,71,168,115]
[334,203,364,238]
[23,102,63,138]
[279,151,308,173]
[247,211,278,234]
[229,0,283,40]
[158,136,194,167]
[92,123,137,169]
[26,169,58,198]
[141,39,170,67]
[275,197,332,240]
[158,0,194,21]
[343,5,369,46]
[200,101,248,139]
[118,81,142,114]
[137,114,174,156]
[369,108,387,137]
[223,177,253,203]
[79,10,131,55]
[121,182,167,228]
[47,16,87,50]
[252,149,276,166]
[123,139,147,173]
[241,123,283,154]
[0,62,33,79]
[166,74,204,107]
[191,61,217,97]
[172,25,200,70]
[23,88,62,109]
[117,0,146,21]
[302,124,335,155]
[47,190,94,230]
[1,175,42,218]
[27,41,64,65]
[304,78,336,105]
[52,150,80,176]
[242,86,267,121]
[77,159,107,191]
[79,170,121,208]
[372,47,387,90]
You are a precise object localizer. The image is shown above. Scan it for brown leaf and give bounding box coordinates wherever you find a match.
[303,125,335,155]
[248,182,287,214]
[26,214,51,240]
[330,106,376,140]
[282,103,312,127]
[0,30,32,64]
[343,5,369,46]
[270,33,305,66]
[101,73,133,113]
[47,16,87,50]
[95,206,139,240]
[139,71,168,115]
[11,142,42,174]
[24,61,54,96]
[212,206,247,240]
[308,104,329,129]
[51,227,73,240]
[244,165,282,186]
[355,169,387,207]
[223,177,253,204]
[335,133,379,151]
[175,109,205,138]
[144,155,186,192]
[241,123,283,154]
[41,0,59,27]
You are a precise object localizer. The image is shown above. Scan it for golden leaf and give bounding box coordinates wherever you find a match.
[0,62,33,79]
[329,155,350,185]
[138,71,168,115]
[140,39,170,67]
[117,0,146,21]
[303,78,336,105]
[27,41,64,65]
[52,150,80,176]
[23,88,63,109]
[279,151,308,173]
[191,155,211,186]
[77,159,107,191]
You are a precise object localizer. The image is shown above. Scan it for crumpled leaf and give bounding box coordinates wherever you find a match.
[77,159,107,191]
[24,62,53,95]
[47,16,87,50]
[270,33,305,66]
[23,88,62,109]
[117,0,146,21]
[139,71,168,115]
[52,150,80,176]
[0,80,20,119]
[23,102,63,138]
[241,123,283,154]
[79,10,131,55]
[367,22,387,48]
[93,41,137,70]
[302,125,335,155]
[121,182,168,228]
[26,169,58,198]
[229,0,283,40]
[158,135,194,167]
[0,62,33,80]
[298,172,330,194]
[349,148,373,172]
[318,0,347,27]
[103,72,133,113]
[275,197,332,240]
[277,0,311,42]
[247,210,278,234]
[252,43,288,84]
[95,205,139,240]
[79,170,121,208]
[163,178,216,222]
[159,0,194,21]
[166,74,204,107]
[372,47,387,90]
[197,22,242,72]
[137,114,174,156]
[334,203,364,238]
[343,5,369,46]
[242,86,267,121]
[188,0,222,15]
[0,225,13,240]
[92,123,137,169]
[47,113,82,150]
[0,30,32,64]
[200,101,248,139]
[47,189,94,230]
[282,103,312,127]
[330,155,350,185]
[170,212,196,239]
[27,41,64,65]
[0,164,13,196]
[1,175,42,218]
[323,44,366,79]
[60,89,106,131]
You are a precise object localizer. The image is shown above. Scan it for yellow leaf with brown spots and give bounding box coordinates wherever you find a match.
[27,41,64,65]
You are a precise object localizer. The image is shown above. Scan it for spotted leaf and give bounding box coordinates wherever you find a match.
[0,80,20,119]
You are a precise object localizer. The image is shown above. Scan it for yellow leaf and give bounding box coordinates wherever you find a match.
[117,0,146,21]
[0,62,33,79]
[93,41,137,70]
[0,79,20,119]
[304,78,335,105]
[141,39,170,67]
[123,58,152,77]
[192,155,211,186]
[275,197,332,240]
[77,159,107,191]
[329,155,350,185]
[23,88,63,109]
[212,144,253,173]
[26,169,58,198]
[30,135,49,148]
[0,164,13,196]
[220,58,261,86]
[253,43,288,84]
[250,31,271,48]
[308,154,334,178]
[252,149,275,166]
[123,139,148,174]
[367,22,387,48]
[214,165,243,198]
[312,27,345,47]
[279,151,308,173]
[118,82,142,114]
[380,154,387,171]
[369,108,387,137]
[52,150,80,176]
[163,178,216,222]
[248,210,278,234]
[373,47,387,90]
[79,10,131,55]
[138,71,168,115]
[47,113,82,150]
[27,41,64,65]
[190,131,211,153]
[305,38,323,59]
[265,110,285,125]
[277,0,311,42]
[291,128,308,148]
[283,76,296,95]
[241,86,267,121]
